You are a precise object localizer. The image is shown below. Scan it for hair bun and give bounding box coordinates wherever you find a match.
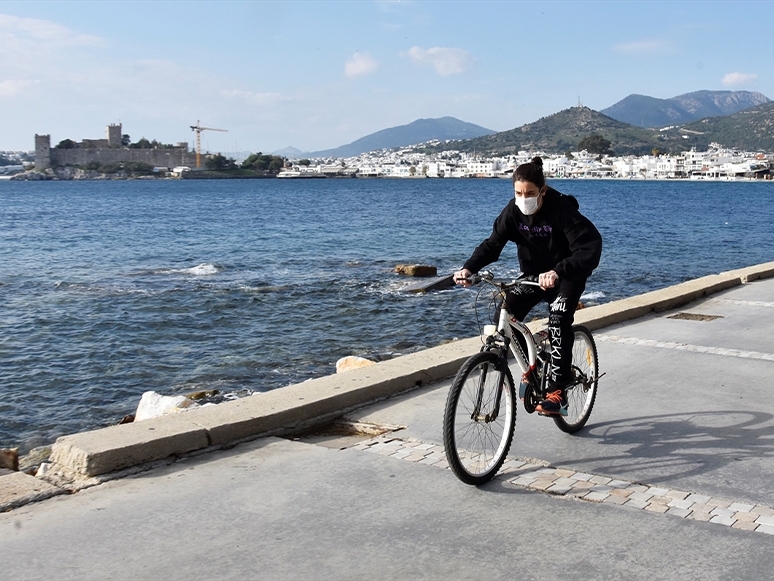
[531,156,543,168]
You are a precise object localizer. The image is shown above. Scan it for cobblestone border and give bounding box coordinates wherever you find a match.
[354,435,774,536]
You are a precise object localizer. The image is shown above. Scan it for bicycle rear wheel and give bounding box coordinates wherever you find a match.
[443,351,516,485]
[554,325,598,434]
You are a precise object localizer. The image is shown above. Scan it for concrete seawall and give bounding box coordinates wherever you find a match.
[4,261,774,507]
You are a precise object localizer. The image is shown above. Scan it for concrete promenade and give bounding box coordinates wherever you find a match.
[3,264,774,579]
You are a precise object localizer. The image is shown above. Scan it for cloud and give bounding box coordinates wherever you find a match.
[0,79,38,97]
[722,72,758,87]
[221,88,283,105]
[0,13,106,77]
[0,14,104,47]
[613,39,674,55]
[402,46,472,76]
[345,52,379,78]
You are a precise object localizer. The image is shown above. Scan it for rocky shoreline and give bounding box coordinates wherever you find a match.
[9,167,281,181]
[10,167,164,181]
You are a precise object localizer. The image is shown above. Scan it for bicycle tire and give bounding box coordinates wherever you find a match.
[443,351,516,485]
[553,325,598,434]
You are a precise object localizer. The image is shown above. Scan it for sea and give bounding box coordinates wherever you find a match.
[2,178,773,453]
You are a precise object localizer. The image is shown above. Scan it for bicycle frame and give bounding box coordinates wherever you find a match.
[497,305,539,376]
[477,282,548,418]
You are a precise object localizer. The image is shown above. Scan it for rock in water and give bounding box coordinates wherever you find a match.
[185,389,220,400]
[336,356,377,373]
[19,446,52,473]
[395,264,437,277]
[0,448,19,471]
[134,391,195,422]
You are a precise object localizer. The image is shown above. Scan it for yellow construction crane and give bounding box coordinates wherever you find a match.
[190,120,228,168]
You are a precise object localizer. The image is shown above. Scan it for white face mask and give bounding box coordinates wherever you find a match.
[515,193,541,215]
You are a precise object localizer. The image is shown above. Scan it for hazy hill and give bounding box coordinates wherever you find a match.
[271,146,305,159]
[601,90,770,128]
[306,117,495,158]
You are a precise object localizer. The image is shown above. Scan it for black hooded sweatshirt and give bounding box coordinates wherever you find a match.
[463,186,602,281]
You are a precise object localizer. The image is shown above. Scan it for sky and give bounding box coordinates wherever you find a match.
[1,0,773,154]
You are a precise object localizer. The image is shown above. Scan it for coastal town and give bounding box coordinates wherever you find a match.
[2,135,773,181]
[277,141,774,181]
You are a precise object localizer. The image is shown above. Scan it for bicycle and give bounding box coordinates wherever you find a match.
[442,271,600,485]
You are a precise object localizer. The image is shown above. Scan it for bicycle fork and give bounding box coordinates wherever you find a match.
[470,353,507,423]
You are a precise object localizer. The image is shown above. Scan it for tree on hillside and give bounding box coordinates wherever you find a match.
[127,137,175,149]
[298,159,311,166]
[55,139,77,149]
[241,152,285,173]
[205,153,237,170]
[129,138,153,149]
[121,134,131,146]
[577,134,613,155]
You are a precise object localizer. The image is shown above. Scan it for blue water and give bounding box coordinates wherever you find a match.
[2,178,773,452]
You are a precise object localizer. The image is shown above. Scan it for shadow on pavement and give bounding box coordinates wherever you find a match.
[566,410,774,481]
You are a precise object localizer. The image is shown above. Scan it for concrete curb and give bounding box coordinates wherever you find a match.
[45,336,483,481]
[0,471,66,512]
[22,260,774,488]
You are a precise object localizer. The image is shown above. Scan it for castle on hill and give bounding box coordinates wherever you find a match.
[34,123,197,170]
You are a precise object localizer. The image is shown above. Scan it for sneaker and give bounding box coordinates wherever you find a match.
[536,389,567,416]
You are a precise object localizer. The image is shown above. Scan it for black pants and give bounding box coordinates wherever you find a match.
[505,276,587,390]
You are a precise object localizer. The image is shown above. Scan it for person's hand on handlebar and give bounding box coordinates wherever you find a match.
[539,270,559,290]
[454,268,474,287]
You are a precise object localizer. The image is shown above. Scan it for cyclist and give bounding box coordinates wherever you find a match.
[454,157,602,416]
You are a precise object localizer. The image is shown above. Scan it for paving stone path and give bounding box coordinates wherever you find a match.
[354,435,774,536]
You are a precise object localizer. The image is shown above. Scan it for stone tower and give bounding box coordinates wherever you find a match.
[106,123,122,148]
[35,134,51,169]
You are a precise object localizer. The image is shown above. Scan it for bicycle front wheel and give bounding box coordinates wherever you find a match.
[443,351,516,485]
[554,325,598,434]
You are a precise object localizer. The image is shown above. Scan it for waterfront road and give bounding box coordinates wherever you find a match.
[3,277,774,579]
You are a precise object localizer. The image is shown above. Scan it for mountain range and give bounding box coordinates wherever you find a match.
[600,90,770,128]
[275,117,495,159]
[274,90,773,160]
[436,101,774,156]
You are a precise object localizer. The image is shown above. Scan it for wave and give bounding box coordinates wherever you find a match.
[236,284,292,293]
[581,290,606,301]
[53,280,153,296]
[152,263,222,276]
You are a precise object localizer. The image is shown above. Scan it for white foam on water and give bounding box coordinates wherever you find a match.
[53,280,153,296]
[182,263,220,276]
[237,284,291,293]
[152,263,221,276]
[581,290,606,301]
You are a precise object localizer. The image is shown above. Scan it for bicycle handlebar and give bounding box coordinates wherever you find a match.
[457,270,543,289]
